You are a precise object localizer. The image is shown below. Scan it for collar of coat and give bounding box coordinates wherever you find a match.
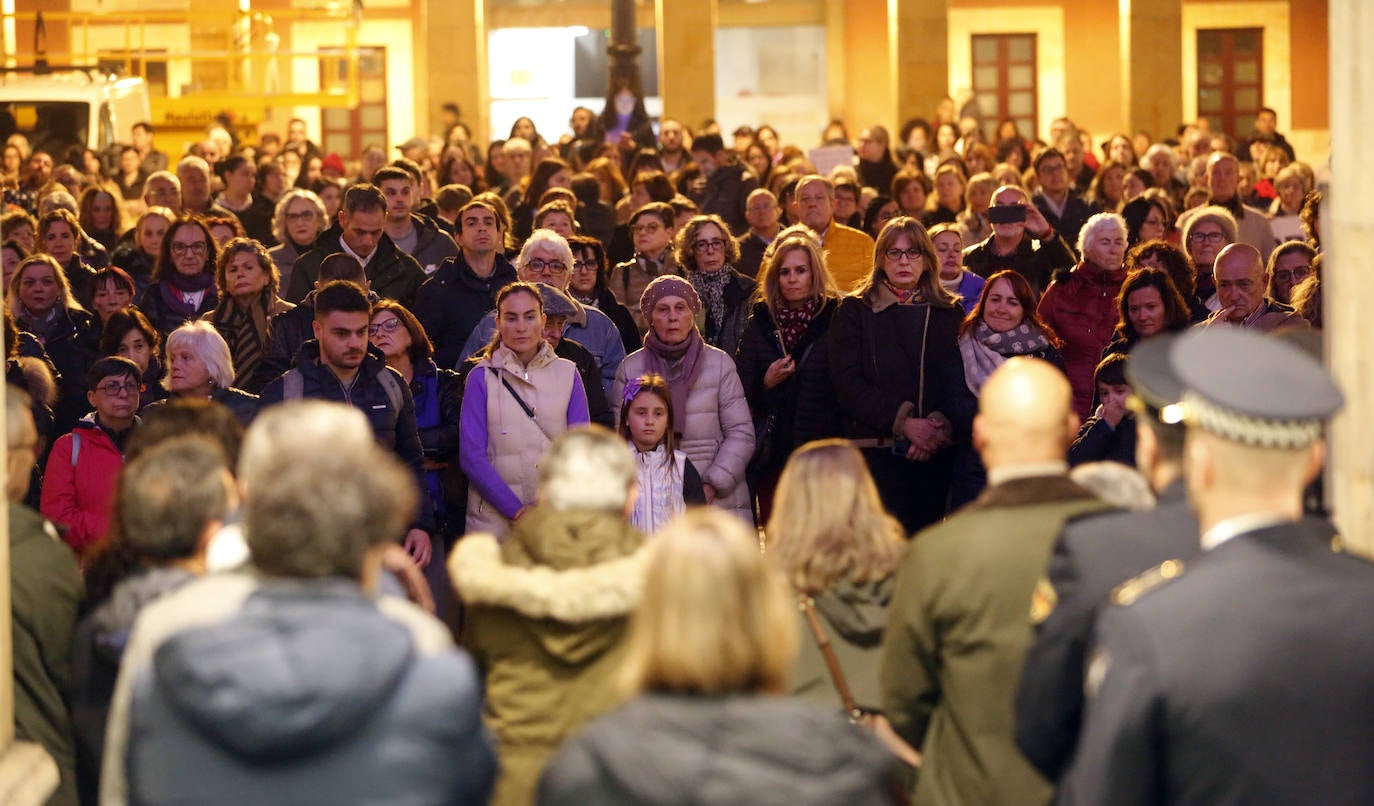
[480,340,560,376]
[449,533,649,622]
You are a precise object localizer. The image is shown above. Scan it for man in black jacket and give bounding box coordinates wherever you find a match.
[688,133,758,236]
[412,199,517,370]
[1015,335,1200,782]
[374,163,458,275]
[263,252,372,381]
[283,183,426,307]
[1031,146,1096,255]
[259,281,433,567]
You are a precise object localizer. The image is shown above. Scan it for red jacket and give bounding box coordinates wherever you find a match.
[40,415,126,556]
[1037,263,1125,422]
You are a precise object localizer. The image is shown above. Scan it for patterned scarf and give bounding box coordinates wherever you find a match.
[883,279,920,305]
[214,301,264,389]
[690,269,731,338]
[774,297,819,353]
[958,319,1053,395]
[159,270,217,319]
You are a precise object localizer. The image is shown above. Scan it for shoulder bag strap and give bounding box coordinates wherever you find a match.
[499,371,556,443]
[799,593,862,721]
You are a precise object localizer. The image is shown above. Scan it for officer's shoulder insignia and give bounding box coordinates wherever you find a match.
[1029,576,1058,625]
[1110,559,1186,606]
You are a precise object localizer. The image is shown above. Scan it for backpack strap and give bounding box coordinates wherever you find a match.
[282,368,304,401]
[376,366,405,414]
[70,430,81,466]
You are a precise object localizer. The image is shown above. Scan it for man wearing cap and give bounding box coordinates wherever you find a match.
[1198,243,1307,333]
[1060,327,1374,806]
[1014,336,1201,783]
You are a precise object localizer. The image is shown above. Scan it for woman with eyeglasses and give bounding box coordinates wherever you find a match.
[204,238,294,394]
[139,216,220,336]
[1266,240,1317,307]
[829,216,976,534]
[267,189,327,294]
[675,214,756,359]
[566,234,640,354]
[8,253,101,437]
[147,321,259,427]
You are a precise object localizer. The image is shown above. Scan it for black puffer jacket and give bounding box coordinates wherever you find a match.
[961,231,1076,299]
[696,269,756,360]
[537,693,896,805]
[734,298,842,473]
[284,224,426,308]
[23,306,100,438]
[412,252,517,371]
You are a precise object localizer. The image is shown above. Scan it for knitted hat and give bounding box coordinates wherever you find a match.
[639,275,701,319]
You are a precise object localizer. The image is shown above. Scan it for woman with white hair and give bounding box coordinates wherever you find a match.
[267,188,327,293]
[150,320,259,425]
[1142,143,1187,212]
[1036,212,1129,421]
[451,425,647,806]
[536,508,894,805]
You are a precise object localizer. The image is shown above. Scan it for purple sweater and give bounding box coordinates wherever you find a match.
[459,366,591,519]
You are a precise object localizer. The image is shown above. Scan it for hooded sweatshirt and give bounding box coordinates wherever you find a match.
[789,576,896,713]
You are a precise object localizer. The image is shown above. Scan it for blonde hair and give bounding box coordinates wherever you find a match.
[755,224,838,312]
[766,439,906,593]
[621,509,797,696]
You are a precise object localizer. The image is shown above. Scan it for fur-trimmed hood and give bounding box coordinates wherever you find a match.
[451,534,646,624]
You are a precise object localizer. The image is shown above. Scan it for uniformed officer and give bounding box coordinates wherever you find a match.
[1014,334,1201,782]
[1059,327,1374,806]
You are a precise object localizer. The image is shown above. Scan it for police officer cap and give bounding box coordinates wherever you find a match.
[1125,333,1185,424]
[1170,328,1343,449]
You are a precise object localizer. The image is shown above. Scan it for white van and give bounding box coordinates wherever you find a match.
[0,68,151,162]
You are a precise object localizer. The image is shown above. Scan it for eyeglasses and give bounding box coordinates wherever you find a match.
[96,379,141,396]
[1187,231,1226,245]
[171,241,208,256]
[884,247,923,262]
[525,259,567,274]
[630,223,664,235]
[572,260,597,273]
[368,318,403,336]
[285,210,316,222]
[693,238,726,253]
[1274,266,1311,282]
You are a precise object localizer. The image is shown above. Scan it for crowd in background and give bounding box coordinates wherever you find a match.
[0,90,1340,806]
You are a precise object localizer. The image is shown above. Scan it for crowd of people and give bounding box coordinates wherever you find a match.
[4,93,1365,806]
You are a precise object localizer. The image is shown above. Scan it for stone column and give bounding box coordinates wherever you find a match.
[656,0,716,130]
[423,0,489,142]
[892,0,948,135]
[1326,1,1374,558]
[1118,0,1183,140]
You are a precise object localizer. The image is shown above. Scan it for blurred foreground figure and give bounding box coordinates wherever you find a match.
[538,508,895,805]
[1061,328,1374,805]
[103,401,495,806]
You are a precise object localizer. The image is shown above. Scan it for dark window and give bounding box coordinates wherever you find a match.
[1197,28,1263,140]
[971,33,1037,142]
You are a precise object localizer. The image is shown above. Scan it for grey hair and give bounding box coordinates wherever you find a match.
[38,190,78,216]
[237,401,374,492]
[245,442,416,579]
[1142,143,1176,171]
[162,321,235,391]
[118,435,232,560]
[1077,212,1128,256]
[271,188,326,245]
[795,174,835,199]
[540,425,636,513]
[177,155,210,177]
[518,228,575,274]
[1070,462,1156,511]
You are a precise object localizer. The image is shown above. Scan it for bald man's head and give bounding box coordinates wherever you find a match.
[974,357,1078,470]
[1214,243,1266,321]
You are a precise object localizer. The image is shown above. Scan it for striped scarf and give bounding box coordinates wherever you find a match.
[214,301,265,388]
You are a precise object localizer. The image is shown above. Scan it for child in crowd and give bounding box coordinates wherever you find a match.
[1069,352,1136,467]
[619,373,705,533]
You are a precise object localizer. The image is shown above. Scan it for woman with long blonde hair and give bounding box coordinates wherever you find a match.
[538,509,895,804]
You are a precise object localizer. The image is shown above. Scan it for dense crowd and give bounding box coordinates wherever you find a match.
[3,94,1359,806]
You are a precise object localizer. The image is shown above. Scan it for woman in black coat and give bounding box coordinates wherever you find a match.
[734,225,843,520]
[566,234,640,354]
[8,254,100,438]
[828,216,976,534]
[139,216,219,337]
